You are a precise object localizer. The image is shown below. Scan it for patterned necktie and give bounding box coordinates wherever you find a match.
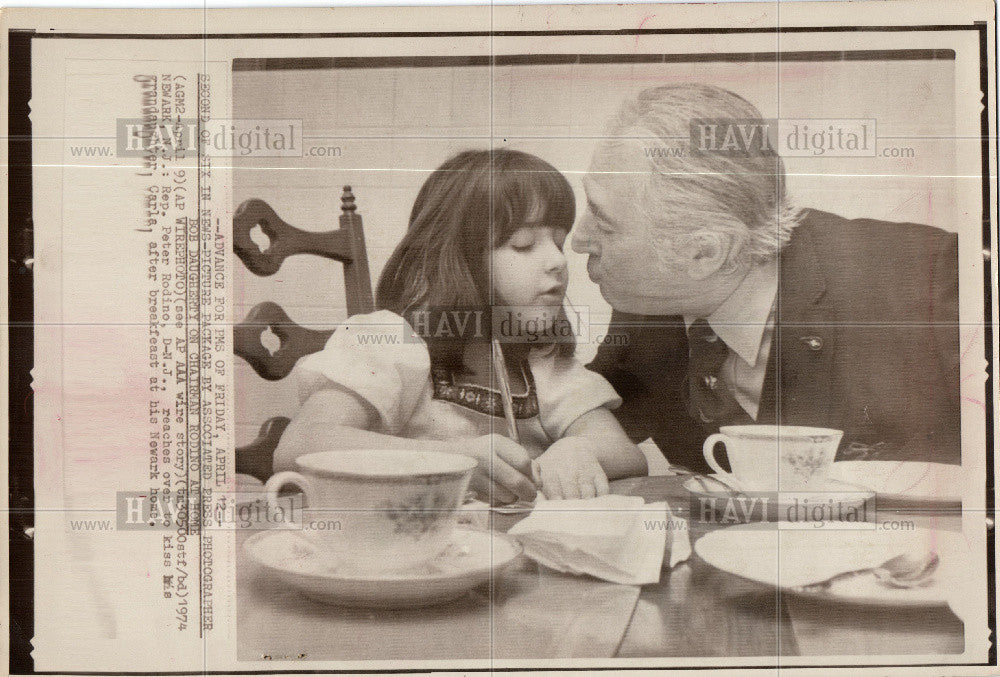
[686,319,749,426]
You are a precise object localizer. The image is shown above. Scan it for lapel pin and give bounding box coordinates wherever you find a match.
[800,336,823,351]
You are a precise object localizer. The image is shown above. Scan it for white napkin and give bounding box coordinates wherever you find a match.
[507,494,691,585]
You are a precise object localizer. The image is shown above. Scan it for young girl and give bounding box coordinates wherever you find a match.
[274,149,647,503]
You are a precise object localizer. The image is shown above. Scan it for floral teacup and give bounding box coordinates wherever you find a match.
[264,449,476,573]
[703,425,843,493]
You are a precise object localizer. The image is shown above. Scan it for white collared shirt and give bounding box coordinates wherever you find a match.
[684,259,779,420]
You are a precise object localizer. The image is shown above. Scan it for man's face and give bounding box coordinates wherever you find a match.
[572,143,705,316]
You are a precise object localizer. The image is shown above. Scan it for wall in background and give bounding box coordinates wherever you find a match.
[233,57,957,446]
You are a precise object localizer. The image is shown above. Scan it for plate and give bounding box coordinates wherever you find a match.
[244,527,522,608]
[826,461,962,505]
[694,522,968,607]
[683,475,874,523]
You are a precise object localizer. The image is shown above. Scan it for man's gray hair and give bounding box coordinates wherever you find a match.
[602,84,801,268]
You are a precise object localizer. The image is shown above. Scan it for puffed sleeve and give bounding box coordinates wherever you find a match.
[529,347,623,441]
[293,310,431,435]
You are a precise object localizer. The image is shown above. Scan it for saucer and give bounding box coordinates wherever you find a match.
[695,522,969,607]
[826,461,962,506]
[683,474,875,523]
[244,527,523,608]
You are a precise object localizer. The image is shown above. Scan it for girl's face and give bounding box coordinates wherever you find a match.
[488,225,569,331]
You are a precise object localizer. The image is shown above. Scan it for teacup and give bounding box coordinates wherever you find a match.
[264,449,476,573]
[702,425,843,493]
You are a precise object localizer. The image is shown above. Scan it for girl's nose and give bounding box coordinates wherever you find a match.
[544,244,567,275]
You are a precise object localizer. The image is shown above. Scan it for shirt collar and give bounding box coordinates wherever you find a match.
[684,258,779,367]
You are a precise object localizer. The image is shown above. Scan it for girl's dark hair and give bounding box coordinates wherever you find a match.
[376,148,576,370]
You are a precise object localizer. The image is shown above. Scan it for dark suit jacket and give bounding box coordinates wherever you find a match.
[588,209,961,471]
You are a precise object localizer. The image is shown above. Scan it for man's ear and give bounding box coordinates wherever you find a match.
[683,230,731,280]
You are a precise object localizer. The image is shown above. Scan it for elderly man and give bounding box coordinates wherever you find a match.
[574,84,960,472]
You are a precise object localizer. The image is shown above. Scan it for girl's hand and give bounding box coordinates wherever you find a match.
[447,434,537,505]
[534,438,610,500]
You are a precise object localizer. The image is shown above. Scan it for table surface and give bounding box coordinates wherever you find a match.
[236,474,965,662]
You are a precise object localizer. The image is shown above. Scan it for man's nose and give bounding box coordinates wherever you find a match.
[571,217,597,254]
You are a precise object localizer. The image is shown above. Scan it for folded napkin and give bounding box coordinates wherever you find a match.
[507,494,691,585]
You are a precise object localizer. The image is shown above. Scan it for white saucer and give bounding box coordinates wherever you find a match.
[244,527,523,608]
[826,461,962,506]
[695,522,969,607]
[683,475,875,523]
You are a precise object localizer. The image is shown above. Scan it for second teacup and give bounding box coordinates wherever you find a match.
[702,425,843,493]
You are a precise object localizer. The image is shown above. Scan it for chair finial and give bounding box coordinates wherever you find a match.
[341,186,356,213]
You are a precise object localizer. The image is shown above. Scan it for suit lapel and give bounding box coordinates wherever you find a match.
[765,214,837,427]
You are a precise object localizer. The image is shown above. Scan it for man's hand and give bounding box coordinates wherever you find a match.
[448,434,537,505]
[533,438,610,500]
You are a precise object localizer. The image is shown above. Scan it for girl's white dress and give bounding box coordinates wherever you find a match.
[294,310,622,458]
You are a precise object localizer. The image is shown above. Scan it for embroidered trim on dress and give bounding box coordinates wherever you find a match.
[430,363,539,419]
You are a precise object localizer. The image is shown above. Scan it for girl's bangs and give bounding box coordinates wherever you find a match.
[490,157,576,246]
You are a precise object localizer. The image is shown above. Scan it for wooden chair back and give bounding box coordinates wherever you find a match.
[234,187,374,481]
